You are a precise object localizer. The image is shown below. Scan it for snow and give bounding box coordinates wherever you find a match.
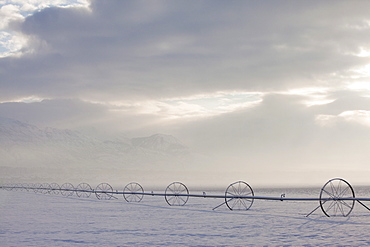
[2,187,370,246]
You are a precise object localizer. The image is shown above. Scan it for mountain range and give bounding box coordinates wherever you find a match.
[0,116,193,174]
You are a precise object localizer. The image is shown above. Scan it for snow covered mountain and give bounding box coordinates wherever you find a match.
[132,134,188,155]
[0,116,94,146]
[0,116,191,171]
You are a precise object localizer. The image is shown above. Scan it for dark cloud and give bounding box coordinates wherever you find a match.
[2,1,370,101]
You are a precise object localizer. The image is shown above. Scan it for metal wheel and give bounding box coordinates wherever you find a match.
[26,183,33,191]
[123,182,144,202]
[225,181,254,211]
[76,183,92,198]
[26,184,33,191]
[33,183,42,193]
[60,183,75,197]
[320,178,355,217]
[17,183,23,191]
[41,183,52,194]
[95,183,113,200]
[21,183,29,191]
[165,182,189,206]
[13,184,20,191]
[4,183,13,191]
[49,183,61,195]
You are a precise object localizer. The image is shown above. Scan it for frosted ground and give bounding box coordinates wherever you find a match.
[2,186,370,246]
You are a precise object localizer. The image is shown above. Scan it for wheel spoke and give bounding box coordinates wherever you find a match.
[322,188,336,198]
[338,203,345,216]
[337,186,350,198]
[338,199,354,210]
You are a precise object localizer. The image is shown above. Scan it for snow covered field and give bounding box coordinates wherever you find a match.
[2,186,370,246]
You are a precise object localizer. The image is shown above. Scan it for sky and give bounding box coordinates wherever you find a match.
[1,0,370,186]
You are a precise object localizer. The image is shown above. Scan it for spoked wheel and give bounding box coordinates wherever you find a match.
[21,183,29,191]
[95,183,114,200]
[320,178,355,217]
[33,183,42,193]
[225,181,254,211]
[76,183,93,198]
[123,182,144,202]
[13,184,21,191]
[165,182,189,206]
[26,183,33,191]
[41,183,52,194]
[60,183,75,197]
[49,183,61,195]
[4,184,13,191]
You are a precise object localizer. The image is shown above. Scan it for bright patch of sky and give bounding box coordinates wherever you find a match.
[279,87,335,107]
[1,95,46,103]
[347,82,370,93]
[355,47,370,57]
[316,110,370,127]
[104,91,263,120]
[161,92,263,119]
[349,64,370,79]
[0,31,28,57]
[0,0,89,57]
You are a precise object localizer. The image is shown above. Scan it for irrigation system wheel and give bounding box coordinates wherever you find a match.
[225,181,254,211]
[13,184,20,191]
[95,183,114,200]
[41,183,52,194]
[319,178,355,217]
[4,184,13,191]
[33,183,42,193]
[165,182,189,206]
[123,182,144,202]
[21,183,29,191]
[27,183,34,192]
[60,183,75,197]
[76,183,93,198]
[49,183,61,195]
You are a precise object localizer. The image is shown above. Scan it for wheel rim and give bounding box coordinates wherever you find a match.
[49,183,61,195]
[76,183,92,198]
[4,184,13,191]
[22,183,29,192]
[33,183,42,193]
[41,183,52,194]
[225,181,254,210]
[60,183,75,197]
[95,183,113,200]
[320,178,355,217]
[14,184,21,191]
[165,182,189,206]
[123,182,144,202]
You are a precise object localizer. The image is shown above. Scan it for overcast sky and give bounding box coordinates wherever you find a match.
[1,0,370,186]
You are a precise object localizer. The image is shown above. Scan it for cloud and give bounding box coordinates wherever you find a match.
[2,1,370,102]
[0,4,24,29]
